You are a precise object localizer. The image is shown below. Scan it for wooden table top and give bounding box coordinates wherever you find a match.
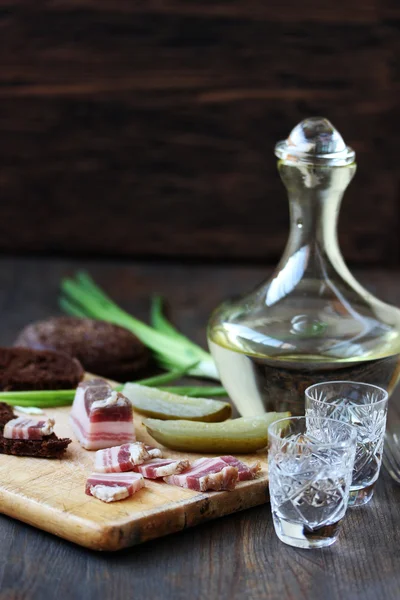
[0,257,399,600]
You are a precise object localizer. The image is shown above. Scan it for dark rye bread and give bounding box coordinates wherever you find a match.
[15,317,150,380]
[0,403,71,458]
[0,347,84,391]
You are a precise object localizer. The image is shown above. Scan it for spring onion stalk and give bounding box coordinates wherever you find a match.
[151,296,207,356]
[0,390,77,407]
[0,385,227,407]
[58,296,88,318]
[150,296,219,378]
[136,363,199,387]
[160,386,227,397]
[59,271,219,381]
[0,366,227,407]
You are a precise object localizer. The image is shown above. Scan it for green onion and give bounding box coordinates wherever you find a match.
[0,390,77,407]
[59,271,219,381]
[151,296,206,355]
[0,384,227,407]
[137,363,199,387]
[159,386,227,398]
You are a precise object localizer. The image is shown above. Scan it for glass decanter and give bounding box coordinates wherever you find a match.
[208,117,400,416]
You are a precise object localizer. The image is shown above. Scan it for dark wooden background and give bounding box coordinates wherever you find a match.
[0,1,399,264]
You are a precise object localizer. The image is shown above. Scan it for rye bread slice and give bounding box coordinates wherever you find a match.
[0,403,71,458]
[0,347,84,391]
[14,317,150,380]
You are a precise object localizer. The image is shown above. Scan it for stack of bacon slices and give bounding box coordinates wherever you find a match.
[70,378,135,450]
[86,441,261,503]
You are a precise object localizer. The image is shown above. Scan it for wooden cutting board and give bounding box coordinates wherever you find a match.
[0,405,269,551]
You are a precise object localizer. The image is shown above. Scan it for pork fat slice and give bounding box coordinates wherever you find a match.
[135,458,190,479]
[164,457,238,491]
[70,379,135,450]
[145,445,163,458]
[94,442,150,473]
[85,472,144,503]
[3,417,55,440]
[220,456,261,481]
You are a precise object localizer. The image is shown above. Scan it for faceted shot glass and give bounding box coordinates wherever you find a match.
[305,381,388,507]
[268,416,357,549]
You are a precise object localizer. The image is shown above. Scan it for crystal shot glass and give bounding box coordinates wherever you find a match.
[268,416,357,549]
[305,381,388,507]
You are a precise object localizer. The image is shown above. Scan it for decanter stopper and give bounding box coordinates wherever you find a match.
[275,117,355,166]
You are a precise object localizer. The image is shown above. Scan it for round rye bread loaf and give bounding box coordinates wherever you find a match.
[14,317,150,380]
[0,347,84,391]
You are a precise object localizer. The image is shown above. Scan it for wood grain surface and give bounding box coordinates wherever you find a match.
[0,404,269,551]
[0,257,399,599]
[0,2,399,264]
